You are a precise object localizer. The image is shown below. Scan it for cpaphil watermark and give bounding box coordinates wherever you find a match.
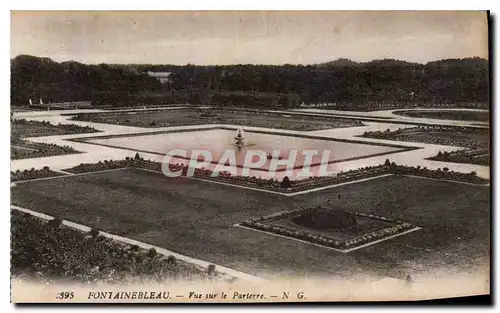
[161,148,335,179]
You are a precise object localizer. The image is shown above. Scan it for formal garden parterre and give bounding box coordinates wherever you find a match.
[427,149,490,166]
[362,125,489,149]
[58,156,489,194]
[10,165,490,279]
[238,205,419,252]
[11,166,66,182]
[11,118,99,138]
[11,118,99,160]
[393,109,489,122]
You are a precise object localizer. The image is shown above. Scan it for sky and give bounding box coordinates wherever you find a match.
[10,11,489,65]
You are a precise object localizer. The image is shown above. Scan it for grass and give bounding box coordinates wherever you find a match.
[71,108,362,131]
[10,168,489,280]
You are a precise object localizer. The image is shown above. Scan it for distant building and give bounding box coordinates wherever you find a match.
[147,71,172,84]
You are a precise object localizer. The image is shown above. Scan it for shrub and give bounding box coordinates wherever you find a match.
[281,176,292,189]
[207,264,216,275]
[89,228,100,238]
[135,254,144,263]
[406,275,413,283]
[166,255,176,265]
[148,248,157,259]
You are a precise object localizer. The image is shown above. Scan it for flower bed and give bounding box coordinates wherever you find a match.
[362,126,488,149]
[11,210,223,284]
[64,159,135,174]
[389,164,488,184]
[239,206,417,251]
[12,118,99,138]
[288,165,391,192]
[11,167,65,182]
[428,149,490,166]
[11,139,80,160]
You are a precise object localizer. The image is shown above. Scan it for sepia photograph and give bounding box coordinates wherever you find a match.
[8,10,491,303]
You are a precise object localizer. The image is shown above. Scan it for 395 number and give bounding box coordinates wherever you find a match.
[56,291,74,300]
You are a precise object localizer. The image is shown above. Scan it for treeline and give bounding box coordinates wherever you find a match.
[11,55,163,105]
[11,55,489,107]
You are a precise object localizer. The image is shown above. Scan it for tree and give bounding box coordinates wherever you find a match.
[207,264,216,275]
[167,255,176,265]
[90,228,100,238]
[281,176,292,189]
[406,275,413,284]
[11,55,488,109]
[148,248,157,259]
[384,159,391,166]
[134,152,140,160]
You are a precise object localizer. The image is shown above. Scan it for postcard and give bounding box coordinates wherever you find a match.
[10,10,490,303]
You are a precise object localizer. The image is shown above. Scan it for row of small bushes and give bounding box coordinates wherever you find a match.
[11,166,64,182]
[241,217,414,250]
[390,164,488,184]
[65,159,134,174]
[288,165,391,192]
[353,211,397,222]
[362,126,488,149]
[429,149,490,166]
[326,102,489,111]
[344,221,414,248]
[64,156,489,192]
[241,219,343,249]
